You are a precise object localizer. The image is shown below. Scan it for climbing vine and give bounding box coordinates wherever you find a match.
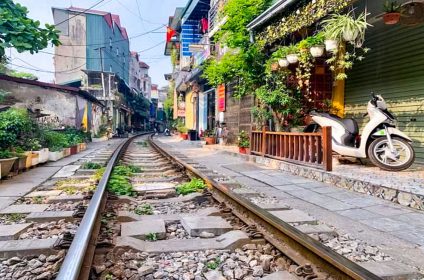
[256,0,353,48]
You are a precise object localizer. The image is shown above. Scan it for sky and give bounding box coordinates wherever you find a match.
[10,0,187,87]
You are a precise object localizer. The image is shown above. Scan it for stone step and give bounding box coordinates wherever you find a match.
[0,224,33,241]
[53,165,80,178]
[0,204,50,214]
[0,238,60,258]
[26,211,75,222]
[270,209,317,225]
[121,219,166,240]
[181,216,233,237]
[116,230,250,253]
[118,207,221,223]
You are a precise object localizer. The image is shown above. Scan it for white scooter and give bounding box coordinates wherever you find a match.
[305,93,415,171]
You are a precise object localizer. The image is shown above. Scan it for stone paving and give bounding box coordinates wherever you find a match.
[157,137,424,272]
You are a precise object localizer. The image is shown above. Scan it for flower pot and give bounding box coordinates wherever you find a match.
[34,148,49,163]
[383,12,401,25]
[342,29,359,42]
[324,39,339,52]
[31,152,39,167]
[63,148,71,157]
[0,157,18,178]
[17,155,28,171]
[70,145,78,155]
[239,147,247,154]
[271,62,279,71]
[278,58,289,68]
[181,133,188,140]
[80,143,87,151]
[205,137,216,145]
[286,54,299,64]
[48,150,64,162]
[310,45,325,57]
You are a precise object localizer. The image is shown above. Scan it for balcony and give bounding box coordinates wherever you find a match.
[209,0,227,38]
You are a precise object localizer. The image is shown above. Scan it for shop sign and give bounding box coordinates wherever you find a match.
[217,84,225,112]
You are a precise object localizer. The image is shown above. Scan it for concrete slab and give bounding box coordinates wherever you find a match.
[0,238,59,258]
[232,188,260,197]
[47,195,85,203]
[133,182,176,192]
[25,190,63,198]
[0,204,49,214]
[0,223,33,241]
[252,202,290,211]
[295,224,336,235]
[336,209,382,221]
[116,230,250,253]
[363,205,413,217]
[261,271,297,280]
[181,216,233,237]
[53,165,80,178]
[360,261,421,280]
[360,217,417,232]
[270,209,317,225]
[121,219,166,240]
[26,211,75,222]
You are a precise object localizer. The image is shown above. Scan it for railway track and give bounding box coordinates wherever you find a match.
[0,134,382,280]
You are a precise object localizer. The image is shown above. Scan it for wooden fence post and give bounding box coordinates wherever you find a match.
[322,126,333,171]
[261,126,267,156]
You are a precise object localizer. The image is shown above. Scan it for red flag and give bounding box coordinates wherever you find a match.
[166,27,176,42]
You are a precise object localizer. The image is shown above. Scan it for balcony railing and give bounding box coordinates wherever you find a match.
[209,0,227,37]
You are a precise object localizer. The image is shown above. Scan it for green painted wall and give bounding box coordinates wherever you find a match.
[344,21,424,163]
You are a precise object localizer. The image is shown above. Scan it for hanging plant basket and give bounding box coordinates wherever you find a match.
[324,39,339,52]
[383,12,401,24]
[286,54,299,64]
[278,58,289,68]
[309,45,325,57]
[342,29,359,42]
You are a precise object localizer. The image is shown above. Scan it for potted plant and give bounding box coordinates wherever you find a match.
[306,33,325,58]
[0,151,18,178]
[13,147,28,172]
[270,62,279,71]
[383,1,402,25]
[204,129,216,145]
[178,126,188,140]
[238,130,250,154]
[286,44,299,64]
[322,11,371,48]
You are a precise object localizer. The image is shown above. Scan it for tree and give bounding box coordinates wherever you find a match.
[0,0,60,58]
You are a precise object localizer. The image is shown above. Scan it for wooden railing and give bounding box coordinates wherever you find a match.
[250,127,332,171]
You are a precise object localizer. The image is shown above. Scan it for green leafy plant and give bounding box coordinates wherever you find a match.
[0,0,60,58]
[238,130,250,148]
[176,178,206,195]
[93,167,106,181]
[81,162,103,169]
[0,150,14,159]
[4,213,25,222]
[106,165,139,196]
[31,196,43,204]
[203,129,216,138]
[384,0,401,13]
[322,11,371,45]
[251,106,272,129]
[0,108,33,151]
[41,130,69,152]
[304,33,325,47]
[134,204,154,215]
[57,186,78,195]
[206,258,221,270]
[286,44,298,55]
[177,125,188,134]
[146,232,157,241]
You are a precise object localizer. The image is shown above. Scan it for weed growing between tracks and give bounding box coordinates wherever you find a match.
[100,165,142,196]
[176,178,206,195]
[81,162,103,169]
[134,203,154,215]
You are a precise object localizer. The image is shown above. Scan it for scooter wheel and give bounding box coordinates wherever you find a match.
[368,136,415,171]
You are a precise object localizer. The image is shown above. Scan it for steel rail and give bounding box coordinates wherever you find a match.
[56,132,151,280]
[149,136,382,280]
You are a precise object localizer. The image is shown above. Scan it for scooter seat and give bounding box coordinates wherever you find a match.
[315,113,359,135]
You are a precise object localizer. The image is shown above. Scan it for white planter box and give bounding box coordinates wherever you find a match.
[286,54,299,64]
[278,58,289,68]
[310,46,325,57]
[34,148,49,163]
[48,151,64,162]
[325,40,339,52]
